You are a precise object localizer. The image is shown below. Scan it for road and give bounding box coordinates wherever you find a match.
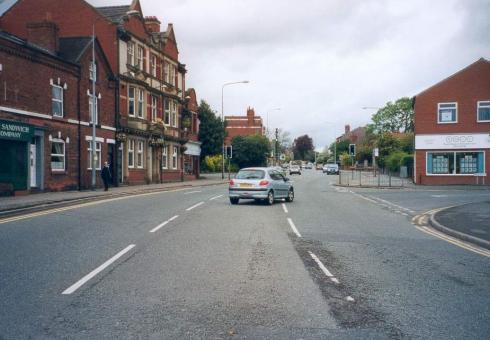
[0,171,489,339]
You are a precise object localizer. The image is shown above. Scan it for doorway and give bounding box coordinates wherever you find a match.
[30,142,37,187]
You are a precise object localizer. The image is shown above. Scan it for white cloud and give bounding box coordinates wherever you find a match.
[88,0,490,148]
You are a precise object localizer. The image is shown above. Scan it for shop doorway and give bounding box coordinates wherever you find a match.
[30,142,37,187]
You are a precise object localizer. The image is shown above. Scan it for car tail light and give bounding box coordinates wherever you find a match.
[229,179,235,186]
[259,180,269,186]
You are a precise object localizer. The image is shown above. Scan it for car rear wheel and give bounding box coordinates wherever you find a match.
[229,197,239,205]
[285,189,294,202]
[266,190,274,205]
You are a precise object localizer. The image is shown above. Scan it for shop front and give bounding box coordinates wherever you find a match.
[415,133,490,185]
[0,119,38,194]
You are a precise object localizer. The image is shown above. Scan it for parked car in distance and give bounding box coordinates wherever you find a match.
[305,163,313,169]
[315,163,323,170]
[323,163,339,174]
[229,167,294,205]
[289,164,301,175]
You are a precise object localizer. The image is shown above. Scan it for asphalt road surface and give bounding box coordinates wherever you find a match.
[0,171,489,339]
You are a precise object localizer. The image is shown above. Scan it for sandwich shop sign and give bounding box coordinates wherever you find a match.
[0,120,34,142]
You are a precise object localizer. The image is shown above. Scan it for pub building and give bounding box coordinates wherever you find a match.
[0,24,116,195]
[414,58,490,185]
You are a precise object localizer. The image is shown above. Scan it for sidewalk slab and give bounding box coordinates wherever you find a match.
[431,201,490,249]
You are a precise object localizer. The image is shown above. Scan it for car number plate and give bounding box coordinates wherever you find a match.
[240,183,252,188]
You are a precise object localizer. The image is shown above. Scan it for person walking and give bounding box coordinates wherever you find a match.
[101,161,112,191]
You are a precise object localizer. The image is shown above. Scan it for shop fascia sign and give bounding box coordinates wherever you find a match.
[415,133,490,150]
[0,119,34,141]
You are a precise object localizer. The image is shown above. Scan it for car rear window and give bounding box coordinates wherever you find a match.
[236,170,265,179]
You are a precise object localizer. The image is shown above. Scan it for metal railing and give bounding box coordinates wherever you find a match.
[338,169,406,187]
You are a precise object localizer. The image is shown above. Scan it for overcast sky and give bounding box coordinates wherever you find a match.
[16,0,490,149]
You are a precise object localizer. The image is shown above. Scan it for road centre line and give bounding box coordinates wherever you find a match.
[282,203,288,213]
[308,251,340,284]
[209,195,223,201]
[184,190,202,195]
[0,188,191,225]
[62,244,135,295]
[149,215,179,233]
[186,201,204,211]
[287,218,302,237]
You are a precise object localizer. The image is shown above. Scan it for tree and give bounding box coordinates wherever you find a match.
[370,97,414,134]
[231,135,271,169]
[376,133,400,168]
[198,100,225,161]
[293,134,314,160]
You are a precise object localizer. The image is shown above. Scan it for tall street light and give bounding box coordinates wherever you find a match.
[221,80,249,179]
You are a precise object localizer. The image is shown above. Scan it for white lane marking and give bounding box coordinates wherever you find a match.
[370,196,415,213]
[282,203,288,213]
[308,251,340,284]
[209,195,223,201]
[287,218,302,237]
[346,296,355,302]
[431,194,448,198]
[184,190,202,195]
[186,201,204,211]
[62,244,135,295]
[149,215,179,233]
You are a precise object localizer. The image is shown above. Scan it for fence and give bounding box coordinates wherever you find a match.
[338,169,407,187]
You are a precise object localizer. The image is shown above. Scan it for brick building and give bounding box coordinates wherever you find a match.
[0,25,116,194]
[182,88,201,180]
[1,0,193,184]
[336,124,366,144]
[224,107,264,145]
[414,58,490,185]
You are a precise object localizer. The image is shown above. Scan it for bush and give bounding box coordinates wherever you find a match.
[202,154,223,173]
[385,151,409,172]
[400,154,414,167]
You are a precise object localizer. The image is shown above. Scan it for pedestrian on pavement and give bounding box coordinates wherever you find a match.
[101,161,112,191]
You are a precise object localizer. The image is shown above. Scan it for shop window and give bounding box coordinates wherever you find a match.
[428,151,484,175]
[128,139,135,168]
[128,87,135,117]
[477,101,490,122]
[172,146,178,169]
[51,139,65,171]
[52,84,64,117]
[87,141,101,170]
[137,140,144,168]
[162,146,168,169]
[437,102,457,123]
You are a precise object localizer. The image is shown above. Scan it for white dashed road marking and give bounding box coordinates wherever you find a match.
[186,202,204,211]
[62,244,135,295]
[209,195,223,201]
[184,190,202,195]
[149,215,179,233]
[287,218,302,237]
[282,203,288,213]
[308,251,339,284]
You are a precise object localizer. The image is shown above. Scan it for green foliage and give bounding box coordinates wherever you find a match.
[385,151,410,172]
[400,154,414,167]
[231,134,271,169]
[293,134,314,160]
[339,152,352,166]
[376,133,400,168]
[371,97,414,133]
[202,154,223,173]
[198,100,225,160]
[356,144,372,163]
[399,133,414,153]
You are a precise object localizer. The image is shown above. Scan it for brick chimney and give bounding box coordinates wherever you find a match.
[345,124,351,134]
[247,107,255,125]
[144,16,161,33]
[26,21,59,54]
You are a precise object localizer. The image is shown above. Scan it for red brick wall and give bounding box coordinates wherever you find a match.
[414,59,490,134]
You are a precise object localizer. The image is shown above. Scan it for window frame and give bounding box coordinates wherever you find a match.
[128,86,135,117]
[52,84,64,117]
[426,151,485,176]
[164,98,170,125]
[437,102,458,124]
[127,41,135,66]
[87,141,101,170]
[150,54,157,77]
[137,140,144,169]
[50,139,66,172]
[137,88,144,119]
[137,46,144,70]
[172,146,178,169]
[89,93,98,125]
[128,139,135,169]
[162,146,168,169]
[477,100,490,122]
[89,61,96,82]
[171,100,177,128]
[151,95,157,122]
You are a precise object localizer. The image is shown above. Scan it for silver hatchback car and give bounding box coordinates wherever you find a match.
[229,167,294,205]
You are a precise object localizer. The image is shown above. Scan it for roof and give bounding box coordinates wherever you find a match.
[0,29,55,56]
[96,5,130,23]
[58,37,92,63]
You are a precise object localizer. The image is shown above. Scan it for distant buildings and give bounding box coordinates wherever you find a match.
[336,124,366,144]
[414,58,490,185]
[224,107,265,145]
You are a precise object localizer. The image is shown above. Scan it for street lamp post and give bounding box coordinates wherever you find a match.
[221,80,249,179]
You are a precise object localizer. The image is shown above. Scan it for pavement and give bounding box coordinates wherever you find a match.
[431,201,490,249]
[0,173,228,216]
